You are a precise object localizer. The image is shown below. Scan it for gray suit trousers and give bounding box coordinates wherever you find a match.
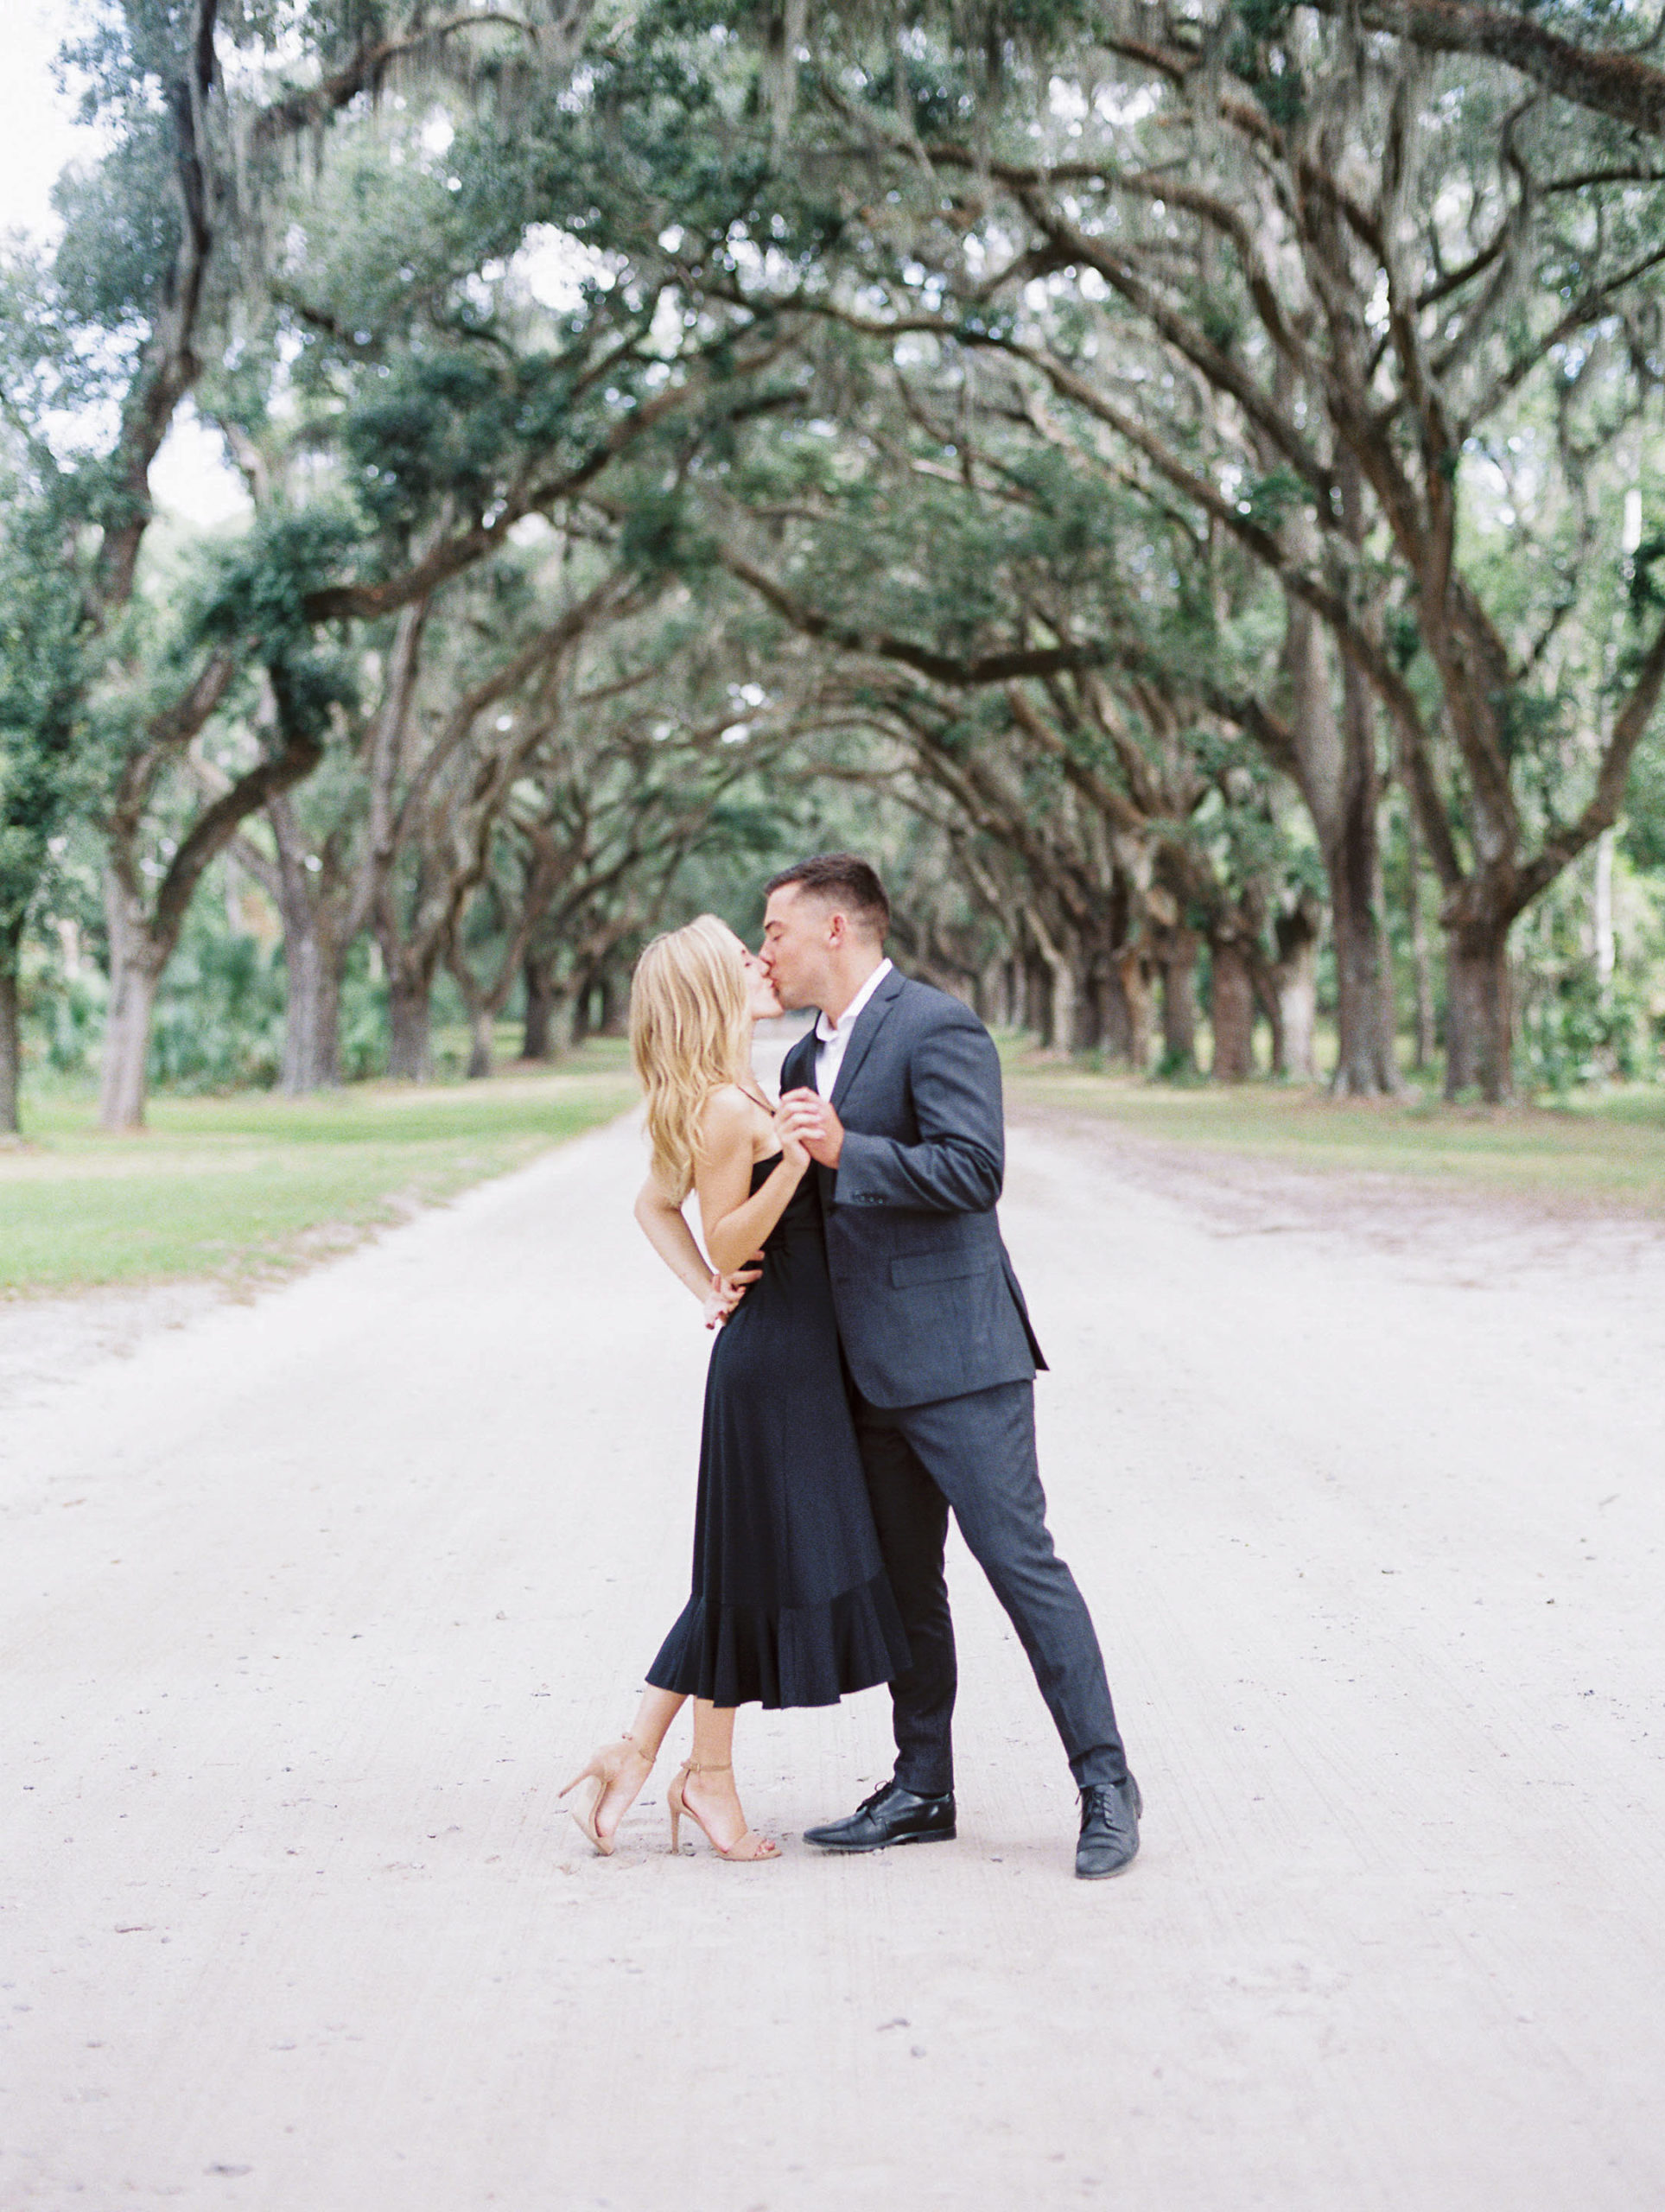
[852,1378,1128,1795]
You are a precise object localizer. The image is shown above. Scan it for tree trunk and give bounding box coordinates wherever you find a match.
[1040,949,1077,1056]
[1158,928,1199,1074]
[1210,931,1256,1081]
[1406,816,1437,1073]
[1096,957,1133,1065]
[384,962,434,1081]
[1285,586,1397,1095]
[280,919,343,1093]
[522,957,556,1060]
[1025,911,1077,1057]
[267,793,344,1096]
[1593,829,1616,1005]
[0,923,22,1136]
[99,874,172,1132]
[544,991,578,1058]
[99,950,162,1132]
[1116,948,1153,1073]
[1018,957,1044,1042]
[1000,958,1021,1030]
[1329,665,1398,1096]
[1444,917,1513,1102]
[1070,955,1103,1052]
[1330,849,1396,1094]
[465,1007,493,1081]
[1272,908,1319,1079]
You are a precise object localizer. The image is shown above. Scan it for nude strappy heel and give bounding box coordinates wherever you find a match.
[666,1759,780,1862]
[559,1734,654,1856]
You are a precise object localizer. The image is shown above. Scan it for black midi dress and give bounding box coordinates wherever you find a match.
[645,1154,911,1709]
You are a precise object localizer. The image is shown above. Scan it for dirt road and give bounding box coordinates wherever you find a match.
[3,1101,1662,2211]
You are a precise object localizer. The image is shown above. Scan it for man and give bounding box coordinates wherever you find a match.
[761,854,1140,1880]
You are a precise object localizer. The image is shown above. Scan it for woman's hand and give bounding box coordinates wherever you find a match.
[702,1255,765,1330]
[778,1087,843,1169]
[773,1103,811,1172]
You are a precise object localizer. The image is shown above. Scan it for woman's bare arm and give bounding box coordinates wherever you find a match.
[695,1087,808,1277]
[634,1170,764,1329]
[633,1176,721,1305]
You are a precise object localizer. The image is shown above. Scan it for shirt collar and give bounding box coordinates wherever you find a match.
[815,957,893,1044]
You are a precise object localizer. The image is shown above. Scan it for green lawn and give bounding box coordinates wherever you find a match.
[8,1031,1660,1299]
[0,1041,639,1294]
[1003,1052,1665,1215]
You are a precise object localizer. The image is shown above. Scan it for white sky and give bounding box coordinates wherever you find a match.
[0,1,87,244]
[2,1,251,526]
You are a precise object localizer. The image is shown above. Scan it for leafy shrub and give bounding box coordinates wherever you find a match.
[148,912,284,1092]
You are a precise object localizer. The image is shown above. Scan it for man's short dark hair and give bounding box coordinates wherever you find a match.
[764,853,891,940]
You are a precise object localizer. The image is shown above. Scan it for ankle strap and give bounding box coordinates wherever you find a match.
[681,1758,733,1774]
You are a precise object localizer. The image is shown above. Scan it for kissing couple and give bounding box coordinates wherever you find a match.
[562,854,1141,1880]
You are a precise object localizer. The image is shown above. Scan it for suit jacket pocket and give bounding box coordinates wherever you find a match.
[888,1250,989,1288]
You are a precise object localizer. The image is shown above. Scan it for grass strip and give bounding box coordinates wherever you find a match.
[0,1044,640,1294]
[1004,1056,1665,1215]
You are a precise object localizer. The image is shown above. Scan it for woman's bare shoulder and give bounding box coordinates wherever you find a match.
[697,1083,761,1154]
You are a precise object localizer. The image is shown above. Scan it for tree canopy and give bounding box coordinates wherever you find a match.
[5,0,1665,1123]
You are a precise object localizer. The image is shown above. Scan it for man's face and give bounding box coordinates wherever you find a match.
[760,883,835,1011]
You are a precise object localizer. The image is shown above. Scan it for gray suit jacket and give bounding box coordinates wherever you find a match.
[780,969,1045,1408]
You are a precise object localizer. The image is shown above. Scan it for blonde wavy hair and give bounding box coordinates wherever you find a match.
[630,914,754,1197]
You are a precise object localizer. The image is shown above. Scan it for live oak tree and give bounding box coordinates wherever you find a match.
[672,345,1319,1071]
[12,0,817,1121]
[0,0,607,1127]
[449,592,812,1074]
[759,1,1665,1096]
[11,0,1665,1109]
[552,0,1665,1095]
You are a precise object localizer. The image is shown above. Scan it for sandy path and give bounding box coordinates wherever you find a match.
[3,1101,1663,2212]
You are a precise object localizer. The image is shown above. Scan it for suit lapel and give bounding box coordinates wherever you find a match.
[831,968,905,1112]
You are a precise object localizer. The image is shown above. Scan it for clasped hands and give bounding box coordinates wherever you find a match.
[703,1268,755,1330]
[775,1086,843,1170]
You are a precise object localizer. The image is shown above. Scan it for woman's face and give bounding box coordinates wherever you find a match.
[740,945,784,1021]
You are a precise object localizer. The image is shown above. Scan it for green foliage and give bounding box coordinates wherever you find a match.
[618,485,717,578]
[342,354,531,531]
[1239,467,1303,532]
[148,907,287,1092]
[195,505,363,649]
[1620,728,1665,874]
[50,118,181,341]
[8,0,1665,1130]
[0,475,86,970]
[1226,0,1307,123]
[1522,963,1654,1090]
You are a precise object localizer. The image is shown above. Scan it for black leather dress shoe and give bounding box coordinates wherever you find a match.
[1075,1775,1142,1880]
[803,1779,956,1852]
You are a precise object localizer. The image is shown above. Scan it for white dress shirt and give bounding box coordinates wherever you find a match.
[813,958,893,1100]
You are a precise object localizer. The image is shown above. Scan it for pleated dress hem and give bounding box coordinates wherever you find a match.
[645,1569,910,1712]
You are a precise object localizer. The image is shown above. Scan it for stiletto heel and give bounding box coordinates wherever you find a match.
[666,1759,779,1863]
[559,1735,654,1856]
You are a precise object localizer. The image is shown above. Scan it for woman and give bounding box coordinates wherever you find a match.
[561,915,908,1861]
